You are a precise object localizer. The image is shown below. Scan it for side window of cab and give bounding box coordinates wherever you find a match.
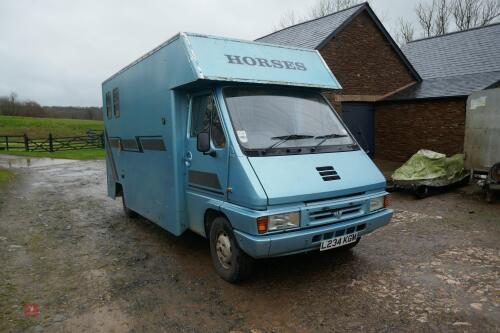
[190,94,226,148]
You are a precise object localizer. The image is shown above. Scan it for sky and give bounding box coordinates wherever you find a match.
[0,0,422,107]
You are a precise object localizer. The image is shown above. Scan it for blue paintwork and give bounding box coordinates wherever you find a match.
[221,189,389,235]
[234,209,393,258]
[248,150,386,205]
[184,33,341,89]
[103,32,391,258]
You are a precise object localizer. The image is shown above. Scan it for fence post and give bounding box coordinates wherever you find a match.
[49,133,53,152]
[5,136,8,151]
[24,133,29,151]
[101,133,104,148]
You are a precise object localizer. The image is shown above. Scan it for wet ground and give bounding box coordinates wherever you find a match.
[0,157,499,332]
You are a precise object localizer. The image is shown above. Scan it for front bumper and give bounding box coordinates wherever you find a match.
[233,209,393,258]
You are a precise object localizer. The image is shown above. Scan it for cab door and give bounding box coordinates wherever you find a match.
[184,91,229,234]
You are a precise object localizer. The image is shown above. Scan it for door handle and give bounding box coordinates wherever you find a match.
[184,151,192,167]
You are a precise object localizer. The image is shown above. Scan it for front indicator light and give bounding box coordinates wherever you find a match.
[256,216,268,234]
[384,195,390,208]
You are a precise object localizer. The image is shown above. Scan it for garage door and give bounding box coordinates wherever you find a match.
[341,103,374,157]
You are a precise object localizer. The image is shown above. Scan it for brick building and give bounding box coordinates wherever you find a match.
[257,2,500,161]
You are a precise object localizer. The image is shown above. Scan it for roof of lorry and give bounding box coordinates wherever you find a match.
[103,32,342,90]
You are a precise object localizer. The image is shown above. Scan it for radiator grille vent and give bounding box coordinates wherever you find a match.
[316,166,340,181]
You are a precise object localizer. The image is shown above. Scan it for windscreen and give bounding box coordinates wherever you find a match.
[223,87,354,154]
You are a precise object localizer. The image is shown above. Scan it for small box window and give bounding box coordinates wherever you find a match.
[113,88,120,118]
[105,92,112,119]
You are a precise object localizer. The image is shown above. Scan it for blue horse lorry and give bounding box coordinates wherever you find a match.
[102,32,392,282]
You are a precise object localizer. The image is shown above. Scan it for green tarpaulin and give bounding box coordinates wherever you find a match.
[392,149,465,182]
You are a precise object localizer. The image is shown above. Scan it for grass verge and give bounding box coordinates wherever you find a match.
[0,115,103,137]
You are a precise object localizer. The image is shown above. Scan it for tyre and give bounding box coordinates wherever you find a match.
[459,175,470,186]
[415,185,429,199]
[485,188,494,203]
[209,216,254,283]
[122,194,138,218]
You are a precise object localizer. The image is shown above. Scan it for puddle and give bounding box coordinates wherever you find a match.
[0,155,78,169]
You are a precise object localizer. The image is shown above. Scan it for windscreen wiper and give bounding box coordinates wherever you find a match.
[312,133,348,151]
[266,134,314,150]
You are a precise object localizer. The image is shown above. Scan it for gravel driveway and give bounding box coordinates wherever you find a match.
[0,156,499,332]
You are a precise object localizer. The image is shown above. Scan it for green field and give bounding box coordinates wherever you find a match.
[0,115,103,137]
[0,115,105,160]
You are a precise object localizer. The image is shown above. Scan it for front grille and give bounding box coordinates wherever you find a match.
[311,223,366,243]
[316,166,340,181]
[308,204,362,222]
[304,191,365,204]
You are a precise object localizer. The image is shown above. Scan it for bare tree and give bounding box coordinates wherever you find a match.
[308,0,362,19]
[9,92,18,104]
[274,0,362,30]
[396,17,416,45]
[452,0,500,30]
[452,0,480,29]
[274,9,302,30]
[416,0,436,37]
[334,0,362,11]
[308,0,337,19]
[479,0,500,25]
[412,0,499,39]
[434,0,452,34]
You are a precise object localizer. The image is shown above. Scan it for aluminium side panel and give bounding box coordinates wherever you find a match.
[464,88,500,170]
[102,36,194,235]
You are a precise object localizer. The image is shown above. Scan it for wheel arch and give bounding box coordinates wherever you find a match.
[115,182,123,197]
[204,208,230,238]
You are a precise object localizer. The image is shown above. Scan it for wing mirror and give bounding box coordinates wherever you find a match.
[197,132,216,157]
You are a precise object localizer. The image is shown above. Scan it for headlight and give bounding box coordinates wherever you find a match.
[369,196,385,212]
[256,211,300,234]
[269,212,300,231]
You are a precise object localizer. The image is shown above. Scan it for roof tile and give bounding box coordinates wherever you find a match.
[402,23,500,79]
[386,71,500,100]
[256,4,364,49]
[392,23,500,99]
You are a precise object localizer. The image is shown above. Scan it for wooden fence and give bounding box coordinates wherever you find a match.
[0,130,104,152]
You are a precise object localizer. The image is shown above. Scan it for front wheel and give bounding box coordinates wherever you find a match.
[209,217,254,283]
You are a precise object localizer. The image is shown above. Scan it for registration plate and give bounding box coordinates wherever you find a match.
[320,232,358,251]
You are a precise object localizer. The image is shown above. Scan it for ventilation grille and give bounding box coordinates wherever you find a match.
[316,166,340,181]
[308,204,362,221]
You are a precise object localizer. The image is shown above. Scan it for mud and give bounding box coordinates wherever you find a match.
[0,156,78,169]
[0,157,499,332]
